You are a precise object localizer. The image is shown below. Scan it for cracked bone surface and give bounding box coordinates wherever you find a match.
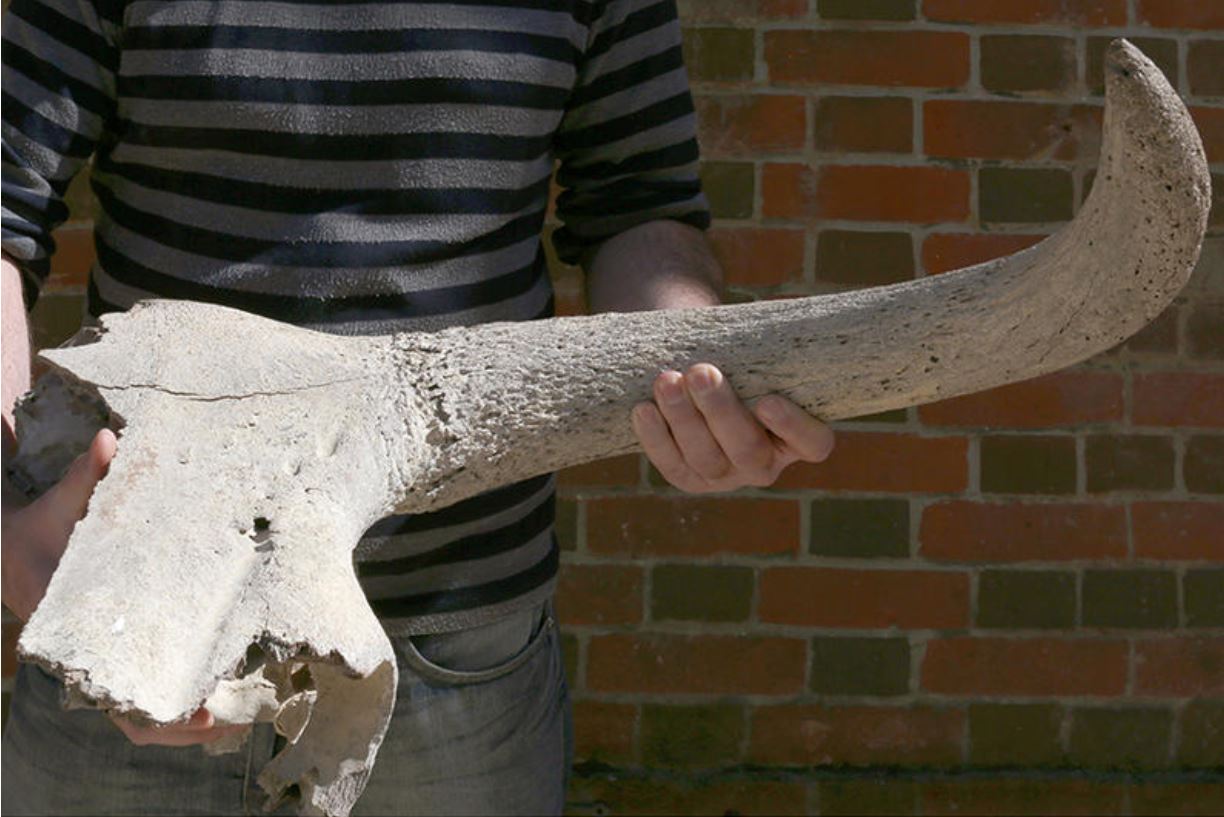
[7,40,1210,817]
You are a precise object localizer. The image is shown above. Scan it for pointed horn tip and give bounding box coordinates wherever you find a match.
[1104,38,1150,78]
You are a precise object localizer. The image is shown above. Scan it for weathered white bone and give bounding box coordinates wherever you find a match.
[7,41,1211,816]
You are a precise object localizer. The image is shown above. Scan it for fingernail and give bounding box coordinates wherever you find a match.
[657,372,685,404]
[688,365,718,395]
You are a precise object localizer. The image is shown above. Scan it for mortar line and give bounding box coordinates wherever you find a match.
[641,555,654,626]
[1076,433,1087,496]
[1177,35,1189,99]
[1172,433,1188,494]
[735,18,1224,40]
[1176,563,1187,630]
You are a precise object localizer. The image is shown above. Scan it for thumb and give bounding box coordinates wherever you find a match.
[47,429,117,523]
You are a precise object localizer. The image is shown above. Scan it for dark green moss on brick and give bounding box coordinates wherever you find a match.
[1179,701,1224,768]
[1082,570,1178,629]
[981,435,1076,494]
[1187,302,1224,360]
[969,703,1064,766]
[1085,435,1175,493]
[981,35,1075,94]
[810,636,910,696]
[977,570,1075,629]
[1125,304,1180,354]
[1213,173,1224,232]
[682,28,754,83]
[818,0,915,20]
[651,564,753,622]
[555,498,578,552]
[1189,40,1224,97]
[1069,707,1172,770]
[700,162,754,219]
[816,230,914,287]
[1185,569,1224,627]
[641,704,745,768]
[1088,37,1178,95]
[818,779,917,816]
[560,632,579,688]
[1185,435,1224,494]
[980,168,1073,224]
[809,498,909,558]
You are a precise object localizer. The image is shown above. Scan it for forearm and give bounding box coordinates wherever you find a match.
[2,255,32,461]
[584,220,723,314]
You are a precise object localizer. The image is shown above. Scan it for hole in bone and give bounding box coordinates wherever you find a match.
[241,643,268,677]
[250,517,274,551]
[291,665,313,692]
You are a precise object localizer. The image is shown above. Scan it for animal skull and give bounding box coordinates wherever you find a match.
[6,40,1211,816]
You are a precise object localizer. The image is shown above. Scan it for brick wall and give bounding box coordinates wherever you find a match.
[552,1,1224,813]
[6,0,1223,814]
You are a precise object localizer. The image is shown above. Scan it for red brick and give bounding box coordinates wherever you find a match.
[587,634,805,695]
[708,227,806,288]
[919,371,1124,428]
[925,101,1101,161]
[552,285,585,317]
[760,162,806,221]
[1132,502,1224,561]
[921,780,1128,816]
[773,431,968,493]
[759,567,969,628]
[1191,107,1224,165]
[558,454,639,491]
[749,704,965,766]
[1137,0,1224,29]
[1187,300,1224,360]
[555,563,644,627]
[766,30,969,88]
[572,700,637,763]
[922,638,1128,696]
[1134,373,1224,428]
[1129,783,1224,817]
[696,95,807,157]
[2,620,20,679]
[924,0,1126,25]
[814,96,913,154]
[586,496,800,557]
[802,165,970,223]
[1135,637,1224,697]
[46,225,94,291]
[921,233,1048,275]
[550,267,586,317]
[920,502,1128,562]
[676,0,807,22]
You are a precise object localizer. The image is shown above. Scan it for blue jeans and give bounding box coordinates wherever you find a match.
[2,601,571,816]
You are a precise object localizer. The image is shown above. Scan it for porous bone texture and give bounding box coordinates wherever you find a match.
[7,40,1210,817]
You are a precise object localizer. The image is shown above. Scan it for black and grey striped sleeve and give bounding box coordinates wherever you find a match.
[2,0,120,306]
[550,0,709,265]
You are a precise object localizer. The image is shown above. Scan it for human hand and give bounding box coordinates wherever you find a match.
[109,707,247,747]
[631,363,834,493]
[2,428,117,621]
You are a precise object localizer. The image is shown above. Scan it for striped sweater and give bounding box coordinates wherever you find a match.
[2,0,709,632]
